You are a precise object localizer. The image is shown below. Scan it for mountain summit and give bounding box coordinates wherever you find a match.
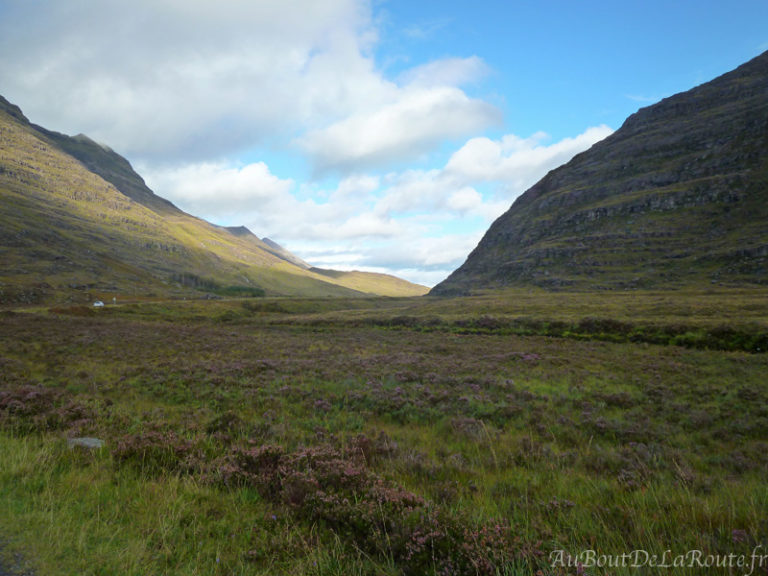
[432,51,768,294]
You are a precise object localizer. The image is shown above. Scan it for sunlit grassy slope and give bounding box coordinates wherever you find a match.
[0,96,427,304]
[310,268,431,297]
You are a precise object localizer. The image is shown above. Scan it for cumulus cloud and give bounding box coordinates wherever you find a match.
[364,125,613,222]
[297,85,501,172]
[140,124,611,286]
[445,125,614,192]
[140,161,295,220]
[333,174,381,198]
[141,162,400,243]
[0,0,499,171]
[0,1,374,160]
[446,187,484,213]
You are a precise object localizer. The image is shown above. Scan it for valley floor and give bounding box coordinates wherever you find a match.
[1,289,767,575]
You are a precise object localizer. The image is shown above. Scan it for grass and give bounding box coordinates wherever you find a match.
[1,289,767,574]
[0,103,428,304]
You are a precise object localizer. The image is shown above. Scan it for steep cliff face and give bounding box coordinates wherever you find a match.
[432,51,768,294]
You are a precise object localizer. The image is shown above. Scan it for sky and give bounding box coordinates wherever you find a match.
[1,1,766,287]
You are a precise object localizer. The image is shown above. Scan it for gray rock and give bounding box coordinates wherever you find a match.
[0,540,35,576]
[67,437,104,449]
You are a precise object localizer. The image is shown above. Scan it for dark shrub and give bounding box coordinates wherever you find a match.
[205,410,246,436]
[213,441,524,574]
[0,385,93,433]
[112,430,201,475]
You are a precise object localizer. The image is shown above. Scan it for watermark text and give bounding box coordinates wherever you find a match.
[550,545,768,575]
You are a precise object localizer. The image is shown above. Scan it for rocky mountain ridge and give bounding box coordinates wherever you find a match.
[432,51,768,294]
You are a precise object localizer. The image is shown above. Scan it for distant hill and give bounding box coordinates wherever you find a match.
[432,51,768,294]
[258,236,312,270]
[309,268,431,297]
[0,96,427,305]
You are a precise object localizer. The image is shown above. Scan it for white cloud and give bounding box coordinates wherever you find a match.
[333,174,382,197]
[297,86,501,172]
[303,229,483,286]
[0,0,379,161]
[447,187,484,213]
[397,56,490,88]
[366,125,612,222]
[142,161,398,242]
[445,125,614,197]
[370,233,483,269]
[140,123,610,286]
[341,213,403,238]
[141,161,294,220]
[0,0,499,173]
[374,169,445,214]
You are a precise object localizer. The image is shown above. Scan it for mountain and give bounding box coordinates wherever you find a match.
[258,236,312,270]
[309,267,432,298]
[0,96,427,305]
[432,51,768,295]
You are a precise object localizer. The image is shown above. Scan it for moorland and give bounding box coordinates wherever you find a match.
[1,288,767,575]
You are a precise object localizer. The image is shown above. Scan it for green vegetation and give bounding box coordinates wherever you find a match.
[1,289,767,575]
[310,268,432,298]
[170,273,266,298]
[0,96,428,305]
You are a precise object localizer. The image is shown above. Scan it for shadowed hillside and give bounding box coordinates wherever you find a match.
[432,51,768,294]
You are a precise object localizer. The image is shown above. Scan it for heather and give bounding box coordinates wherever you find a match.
[1,290,767,575]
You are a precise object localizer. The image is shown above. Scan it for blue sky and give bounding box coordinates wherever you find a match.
[378,1,768,140]
[1,0,766,286]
